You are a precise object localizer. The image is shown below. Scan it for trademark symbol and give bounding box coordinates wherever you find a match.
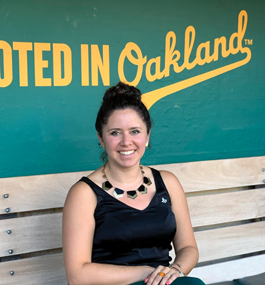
[244,39,253,45]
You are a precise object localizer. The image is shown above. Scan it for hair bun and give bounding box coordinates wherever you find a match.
[96,81,152,141]
[103,82,142,102]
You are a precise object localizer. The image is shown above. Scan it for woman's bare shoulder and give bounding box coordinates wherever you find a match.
[159,170,185,196]
[68,166,103,194]
[86,165,104,184]
[159,170,181,184]
[64,179,97,212]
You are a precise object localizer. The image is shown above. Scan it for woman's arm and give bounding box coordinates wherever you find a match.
[160,170,199,275]
[63,181,153,285]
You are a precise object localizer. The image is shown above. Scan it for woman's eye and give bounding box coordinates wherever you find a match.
[111,131,120,136]
[131,129,140,135]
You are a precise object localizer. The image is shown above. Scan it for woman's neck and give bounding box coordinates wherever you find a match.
[105,162,142,185]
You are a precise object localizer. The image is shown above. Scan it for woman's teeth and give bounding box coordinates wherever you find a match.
[119,150,135,155]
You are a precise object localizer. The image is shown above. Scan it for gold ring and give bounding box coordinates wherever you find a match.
[158,272,165,277]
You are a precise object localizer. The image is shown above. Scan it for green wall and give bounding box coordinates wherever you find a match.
[0,0,264,178]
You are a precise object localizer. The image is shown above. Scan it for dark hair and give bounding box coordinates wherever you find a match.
[95,82,152,138]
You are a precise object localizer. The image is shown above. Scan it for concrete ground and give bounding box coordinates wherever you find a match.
[214,272,265,285]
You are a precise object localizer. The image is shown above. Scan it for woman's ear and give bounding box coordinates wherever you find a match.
[147,130,151,141]
[97,133,105,148]
[145,130,151,147]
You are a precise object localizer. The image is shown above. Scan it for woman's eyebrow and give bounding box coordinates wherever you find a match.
[107,126,142,131]
[107,128,121,132]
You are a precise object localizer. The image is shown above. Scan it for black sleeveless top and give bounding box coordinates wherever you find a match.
[79,168,176,267]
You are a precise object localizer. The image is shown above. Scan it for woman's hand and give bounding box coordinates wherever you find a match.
[145,265,181,285]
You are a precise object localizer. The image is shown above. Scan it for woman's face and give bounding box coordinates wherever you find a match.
[98,108,150,168]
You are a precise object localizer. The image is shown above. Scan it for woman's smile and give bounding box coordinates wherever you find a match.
[118,150,135,156]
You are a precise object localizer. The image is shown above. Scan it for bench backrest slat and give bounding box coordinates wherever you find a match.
[188,188,265,227]
[154,156,265,192]
[195,220,265,262]
[0,253,66,285]
[0,172,90,213]
[1,213,62,257]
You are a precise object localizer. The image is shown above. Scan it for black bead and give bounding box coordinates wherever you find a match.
[127,191,138,199]
[102,180,113,190]
[143,176,152,186]
[138,185,147,194]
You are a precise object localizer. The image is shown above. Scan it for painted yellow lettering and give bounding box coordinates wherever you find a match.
[237,10,248,52]
[34,43,51,86]
[142,10,251,110]
[183,26,197,70]
[145,56,164,82]
[229,32,240,55]
[196,41,215,65]
[91,45,110,86]
[213,37,230,61]
[13,42,32,87]
[118,42,147,86]
[164,31,182,76]
[53,43,72,86]
[81,44,89,86]
[0,40,13,87]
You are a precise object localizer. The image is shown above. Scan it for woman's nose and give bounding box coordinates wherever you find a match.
[121,133,131,146]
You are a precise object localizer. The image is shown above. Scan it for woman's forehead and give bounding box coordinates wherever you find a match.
[109,109,142,121]
[105,109,146,128]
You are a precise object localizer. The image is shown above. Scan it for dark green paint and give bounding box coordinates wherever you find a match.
[0,0,264,178]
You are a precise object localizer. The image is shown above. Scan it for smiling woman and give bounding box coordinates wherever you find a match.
[62,82,206,285]
[98,108,149,169]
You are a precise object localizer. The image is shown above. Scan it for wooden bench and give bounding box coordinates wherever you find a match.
[1,156,265,285]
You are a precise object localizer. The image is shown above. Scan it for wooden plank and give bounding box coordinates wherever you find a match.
[0,213,62,257]
[0,253,66,285]
[0,171,91,214]
[195,221,265,263]
[1,156,264,213]
[190,254,265,284]
[154,156,265,192]
[188,188,265,227]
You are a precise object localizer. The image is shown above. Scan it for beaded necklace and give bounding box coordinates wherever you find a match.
[102,164,152,199]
